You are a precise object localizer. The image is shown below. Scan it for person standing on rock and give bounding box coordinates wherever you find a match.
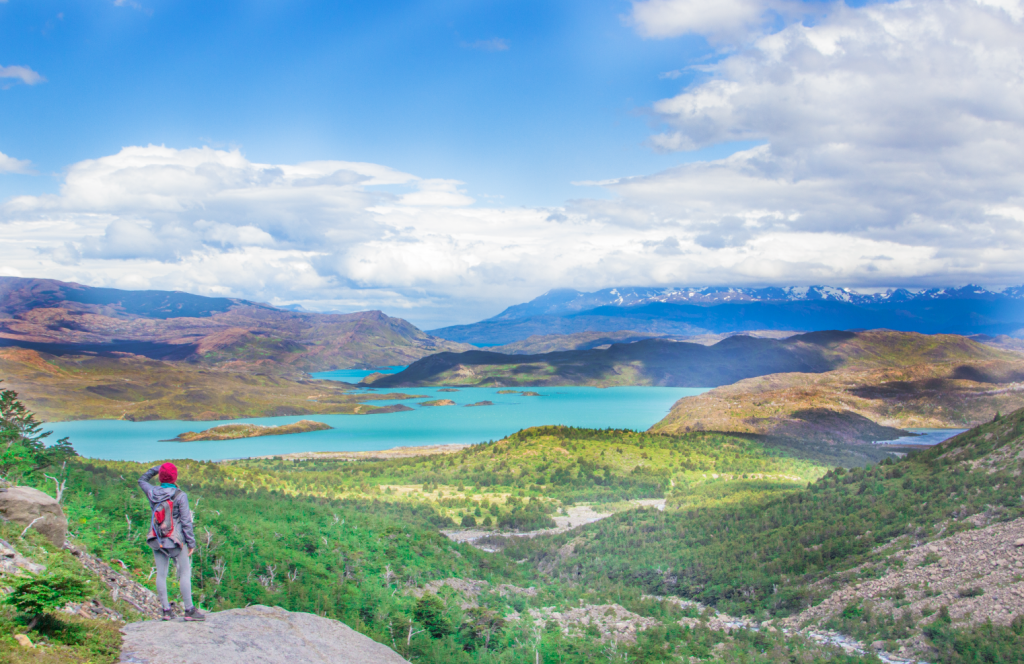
[138,462,205,621]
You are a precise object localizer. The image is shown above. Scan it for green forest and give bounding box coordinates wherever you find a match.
[2,385,1023,663]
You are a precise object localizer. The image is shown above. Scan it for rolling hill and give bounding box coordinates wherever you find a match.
[505,406,1024,660]
[365,329,1019,390]
[651,356,1024,442]
[0,277,467,420]
[0,346,425,421]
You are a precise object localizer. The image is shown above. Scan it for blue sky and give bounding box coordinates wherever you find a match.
[2,0,1023,328]
[0,0,740,206]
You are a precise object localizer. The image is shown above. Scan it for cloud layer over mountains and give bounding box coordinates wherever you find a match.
[2,0,1023,327]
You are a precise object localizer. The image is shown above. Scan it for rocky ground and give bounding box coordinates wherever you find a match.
[647,596,917,663]
[0,537,45,576]
[786,516,1024,658]
[67,544,163,620]
[119,605,409,664]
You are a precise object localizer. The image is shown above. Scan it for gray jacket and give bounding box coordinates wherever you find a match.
[139,467,196,549]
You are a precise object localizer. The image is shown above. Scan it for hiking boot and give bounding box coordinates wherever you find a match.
[161,608,175,621]
[183,606,206,621]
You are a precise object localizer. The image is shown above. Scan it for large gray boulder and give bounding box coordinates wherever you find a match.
[119,605,409,664]
[0,486,67,547]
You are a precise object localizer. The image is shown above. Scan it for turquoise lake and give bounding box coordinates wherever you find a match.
[47,368,711,462]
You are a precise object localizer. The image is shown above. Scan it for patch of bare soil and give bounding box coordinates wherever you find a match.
[443,500,665,551]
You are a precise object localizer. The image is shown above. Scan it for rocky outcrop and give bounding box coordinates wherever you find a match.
[120,605,409,664]
[0,537,46,575]
[0,486,67,547]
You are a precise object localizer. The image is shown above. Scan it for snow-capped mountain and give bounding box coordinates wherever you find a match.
[487,285,1023,321]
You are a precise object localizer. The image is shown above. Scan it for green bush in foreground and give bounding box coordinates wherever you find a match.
[4,571,88,630]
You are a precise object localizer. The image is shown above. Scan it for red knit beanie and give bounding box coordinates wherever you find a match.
[158,462,178,484]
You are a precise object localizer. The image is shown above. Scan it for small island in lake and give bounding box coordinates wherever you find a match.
[521,391,541,396]
[419,399,456,407]
[496,389,518,394]
[172,419,332,442]
[362,404,414,414]
[464,401,494,407]
[437,388,460,392]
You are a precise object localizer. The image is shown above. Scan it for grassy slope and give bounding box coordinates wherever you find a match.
[502,408,1024,656]
[0,347,424,421]
[226,427,829,522]
[30,448,879,664]
[44,458,522,663]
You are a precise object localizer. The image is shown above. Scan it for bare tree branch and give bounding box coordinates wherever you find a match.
[20,516,44,538]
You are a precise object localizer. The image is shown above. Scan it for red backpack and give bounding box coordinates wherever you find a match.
[149,489,183,549]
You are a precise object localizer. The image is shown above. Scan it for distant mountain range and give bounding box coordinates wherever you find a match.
[429,285,1024,345]
[0,277,468,370]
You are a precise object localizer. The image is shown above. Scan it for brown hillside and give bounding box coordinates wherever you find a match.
[0,348,424,422]
[653,352,1024,443]
[0,277,469,371]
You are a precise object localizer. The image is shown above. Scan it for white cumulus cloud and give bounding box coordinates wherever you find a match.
[573,0,1024,288]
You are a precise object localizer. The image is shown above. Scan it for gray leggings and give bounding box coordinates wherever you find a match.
[154,547,193,611]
